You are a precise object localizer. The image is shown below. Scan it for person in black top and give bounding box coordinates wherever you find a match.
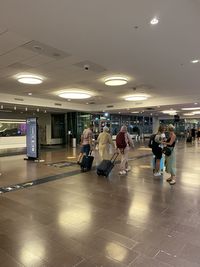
[191,127,196,142]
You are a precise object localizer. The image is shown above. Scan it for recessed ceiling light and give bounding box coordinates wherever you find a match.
[191,59,199,64]
[17,75,43,84]
[131,111,139,114]
[194,102,198,105]
[193,111,200,115]
[28,92,32,96]
[58,92,91,99]
[125,95,149,101]
[181,107,200,110]
[162,110,177,114]
[183,113,194,116]
[150,17,159,25]
[105,77,128,86]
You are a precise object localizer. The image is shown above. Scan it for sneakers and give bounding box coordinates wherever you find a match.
[125,167,131,172]
[169,179,176,185]
[119,170,126,175]
[166,177,172,182]
[154,172,161,177]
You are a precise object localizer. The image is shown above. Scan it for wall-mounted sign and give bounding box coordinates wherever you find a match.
[26,118,38,159]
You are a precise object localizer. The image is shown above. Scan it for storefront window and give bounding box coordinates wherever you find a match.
[0,119,26,137]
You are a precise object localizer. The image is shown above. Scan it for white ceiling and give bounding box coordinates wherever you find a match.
[0,0,200,116]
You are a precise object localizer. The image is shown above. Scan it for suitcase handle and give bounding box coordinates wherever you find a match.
[110,152,119,163]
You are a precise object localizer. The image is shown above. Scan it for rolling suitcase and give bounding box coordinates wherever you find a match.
[97,152,119,177]
[80,151,94,172]
[186,136,192,143]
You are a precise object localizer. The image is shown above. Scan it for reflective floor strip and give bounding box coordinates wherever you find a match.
[0,153,152,194]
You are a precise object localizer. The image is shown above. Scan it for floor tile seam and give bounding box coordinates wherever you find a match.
[95,228,136,250]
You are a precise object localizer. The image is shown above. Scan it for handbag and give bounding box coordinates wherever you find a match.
[163,146,172,156]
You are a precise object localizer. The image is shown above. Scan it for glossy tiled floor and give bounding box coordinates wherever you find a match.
[0,141,200,266]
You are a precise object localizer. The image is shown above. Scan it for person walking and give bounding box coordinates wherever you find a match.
[197,127,200,143]
[116,125,134,175]
[77,124,93,164]
[163,124,176,185]
[97,126,115,161]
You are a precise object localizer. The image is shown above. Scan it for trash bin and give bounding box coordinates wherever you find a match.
[72,138,76,148]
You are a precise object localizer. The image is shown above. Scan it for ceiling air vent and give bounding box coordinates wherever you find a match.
[146,107,154,110]
[14,98,24,101]
[107,105,114,108]
[54,103,62,106]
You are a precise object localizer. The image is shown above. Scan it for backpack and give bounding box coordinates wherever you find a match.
[148,134,157,148]
[116,132,127,149]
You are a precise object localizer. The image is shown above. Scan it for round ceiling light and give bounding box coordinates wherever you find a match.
[191,59,199,64]
[17,75,43,84]
[105,77,128,86]
[58,92,91,99]
[150,17,159,25]
[125,95,149,101]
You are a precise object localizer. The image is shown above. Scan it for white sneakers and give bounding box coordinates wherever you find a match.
[119,170,126,175]
[119,166,131,175]
[125,166,131,172]
[154,172,161,177]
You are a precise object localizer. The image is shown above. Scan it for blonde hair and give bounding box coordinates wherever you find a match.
[120,125,127,132]
[158,125,165,133]
[168,124,175,131]
[103,126,109,132]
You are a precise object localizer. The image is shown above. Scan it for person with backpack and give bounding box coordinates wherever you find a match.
[151,125,166,176]
[116,125,134,175]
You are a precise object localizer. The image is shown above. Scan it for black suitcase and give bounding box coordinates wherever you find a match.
[97,153,119,177]
[186,136,192,143]
[80,152,94,172]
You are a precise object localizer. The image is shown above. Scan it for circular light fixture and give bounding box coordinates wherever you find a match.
[150,17,159,25]
[17,75,43,84]
[191,59,199,64]
[58,92,91,99]
[125,95,149,101]
[105,77,128,86]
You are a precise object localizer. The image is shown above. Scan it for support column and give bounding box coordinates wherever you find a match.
[153,117,159,133]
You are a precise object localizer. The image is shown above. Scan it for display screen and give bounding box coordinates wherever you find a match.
[26,118,38,158]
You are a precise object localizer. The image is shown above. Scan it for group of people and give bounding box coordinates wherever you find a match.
[187,127,200,143]
[77,123,177,184]
[77,124,134,175]
[152,124,176,185]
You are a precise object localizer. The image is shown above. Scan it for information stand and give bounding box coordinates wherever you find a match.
[25,117,39,160]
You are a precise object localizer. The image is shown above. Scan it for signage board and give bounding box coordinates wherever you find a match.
[26,118,38,159]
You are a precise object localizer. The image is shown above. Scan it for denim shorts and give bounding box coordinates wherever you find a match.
[81,144,90,155]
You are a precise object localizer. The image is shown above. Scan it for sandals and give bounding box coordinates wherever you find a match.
[169,179,176,185]
[166,177,172,182]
